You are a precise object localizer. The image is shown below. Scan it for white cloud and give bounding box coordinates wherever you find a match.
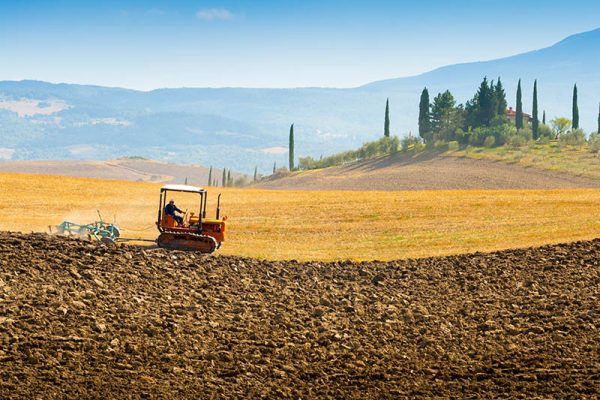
[196,8,234,21]
[0,148,15,160]
[261,147,288,155]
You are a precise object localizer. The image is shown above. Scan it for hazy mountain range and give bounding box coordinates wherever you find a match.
[1,27,599,173]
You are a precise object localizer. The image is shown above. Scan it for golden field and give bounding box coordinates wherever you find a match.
[1,172,600,261]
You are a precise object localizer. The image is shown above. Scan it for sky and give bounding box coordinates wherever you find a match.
[2,0,600,90]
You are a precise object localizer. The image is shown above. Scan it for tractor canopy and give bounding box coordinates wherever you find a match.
[160,184,205,193]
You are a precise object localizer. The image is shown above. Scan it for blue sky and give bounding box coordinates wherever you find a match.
[2,0,600,90]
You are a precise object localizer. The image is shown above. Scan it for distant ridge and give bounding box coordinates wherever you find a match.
[1,28,599,171]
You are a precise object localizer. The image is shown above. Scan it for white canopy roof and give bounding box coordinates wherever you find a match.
[160,184,205,193]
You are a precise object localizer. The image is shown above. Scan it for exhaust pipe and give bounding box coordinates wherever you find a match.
[216,194,222,219]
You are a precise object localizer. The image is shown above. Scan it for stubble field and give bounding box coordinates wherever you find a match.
[1,172,600,260]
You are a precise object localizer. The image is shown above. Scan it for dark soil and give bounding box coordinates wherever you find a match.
[0,232,598,399]
[256,152,600,190]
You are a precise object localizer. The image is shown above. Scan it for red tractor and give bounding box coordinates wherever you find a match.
[156,184,226,253]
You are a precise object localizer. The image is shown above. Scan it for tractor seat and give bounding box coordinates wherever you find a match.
[161,214,177,228]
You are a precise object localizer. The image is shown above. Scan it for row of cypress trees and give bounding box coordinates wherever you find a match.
[205,166,234,187]
[419,78,597,142]
[516,80,582,139]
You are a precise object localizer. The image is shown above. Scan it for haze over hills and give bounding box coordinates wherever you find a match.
[0,159,242,185]
[1,28,599,173]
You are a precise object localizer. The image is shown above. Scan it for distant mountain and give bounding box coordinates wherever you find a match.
[1,28,599,173]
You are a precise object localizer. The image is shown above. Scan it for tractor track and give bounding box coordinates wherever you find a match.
[0,232,598,399]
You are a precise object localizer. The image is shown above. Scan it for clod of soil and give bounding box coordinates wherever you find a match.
[0,232,598,399]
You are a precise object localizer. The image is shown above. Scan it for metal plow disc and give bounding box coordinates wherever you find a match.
[157,232,218,253]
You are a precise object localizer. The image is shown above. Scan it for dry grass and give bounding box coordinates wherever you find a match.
[1,172,600,261]
[452,141,600,179]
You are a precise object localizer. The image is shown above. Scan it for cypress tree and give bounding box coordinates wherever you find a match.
[489,79,499,122]
[384,98,390,137]
[273,162,276,174]
[222,168,226,187]
[598,103,600,134]
[516,79,523,130]
[495,78,507,116]
[288,124,295,171]
[532,80,539,139]
[572,84,579,129]
[207,166,213,186]
[543,110,546,125]
[227,170,232,187]
[253,166,257,182]
[418,88,431,142]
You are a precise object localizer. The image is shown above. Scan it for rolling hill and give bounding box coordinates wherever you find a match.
[0,159,243,185]
[255,152,600,191]
[1,28,600,173]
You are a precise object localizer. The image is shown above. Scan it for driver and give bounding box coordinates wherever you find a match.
[164,199,184,225]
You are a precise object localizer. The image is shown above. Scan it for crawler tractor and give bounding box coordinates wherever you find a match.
[156,184,226,253]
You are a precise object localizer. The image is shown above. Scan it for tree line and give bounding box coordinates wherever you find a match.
[418,77,596,148]
[251,77,600,179]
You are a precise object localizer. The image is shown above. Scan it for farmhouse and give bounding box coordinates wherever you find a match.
[506,106,533,125]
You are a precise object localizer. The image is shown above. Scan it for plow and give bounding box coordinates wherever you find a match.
[50,211,122,245]
[50,184,227,253]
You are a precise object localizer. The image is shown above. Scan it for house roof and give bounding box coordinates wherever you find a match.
[506,107,531,119]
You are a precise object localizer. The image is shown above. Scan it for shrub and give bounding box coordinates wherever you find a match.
[433,140,448,150]
[401,134,422,151]
[483,135,495,148]
[233,176,250,187]
[559,128,586,146]
[538,123,553,139]
[468,124,516,147]
[413,142,426,152]
[588,132,600,153]
[447,141,460,151]
[506,135,527,148]
[298,135,401,170]
[537,135,550,145]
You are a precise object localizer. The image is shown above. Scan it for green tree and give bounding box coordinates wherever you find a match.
[227,170,232,187]
[495,78,507,117]
[431,90,456,132]
[532,80,539,139]
[288,123,295,171]
[476,77,494,126]
[598,103,600,134]
[418,88,431,141]
[384,98,390,137]
[207,166,213,186]
[572,84,579,129]
[273,162,276,174]
[222,168,226,187]
[464,77,506,130]
[551,117,571,138]
[516,79,523,130]
[253,166,257,182]
[543,110,546,125]
[431,90,464,142]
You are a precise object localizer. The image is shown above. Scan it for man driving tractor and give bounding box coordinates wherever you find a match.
[164,199,184,225]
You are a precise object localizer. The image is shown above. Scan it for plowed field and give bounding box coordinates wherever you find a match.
[1,232,598,398]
